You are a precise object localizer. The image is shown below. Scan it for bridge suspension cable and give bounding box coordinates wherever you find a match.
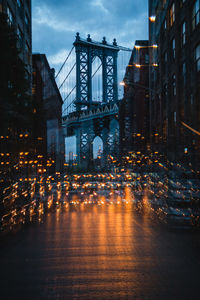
[58,62,76,90]
[55,46,75,79]
[62,61,103,115]
[63,85,76,104]
[60,44,131,116]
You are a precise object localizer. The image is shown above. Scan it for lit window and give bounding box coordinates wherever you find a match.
[181,22,186,46]
[192,0,200,30]
[195,44,200,71]
[7,6,13,25]
[169,3,175,27]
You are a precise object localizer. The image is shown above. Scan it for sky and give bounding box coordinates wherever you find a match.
[32,0,148,69]
[32,0,149,160]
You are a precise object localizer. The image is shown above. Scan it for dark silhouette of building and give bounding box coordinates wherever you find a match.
[0,0,32,82]
[120,40,150,156]
[32,54,64,172]
[0,0,32,178]
[149,0,200,169]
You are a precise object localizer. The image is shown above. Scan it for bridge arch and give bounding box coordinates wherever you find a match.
[92,135,103,169]
[92,56,103,103]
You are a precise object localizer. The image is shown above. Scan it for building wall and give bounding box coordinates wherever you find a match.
[120,40,149,156]
[0,0,32,81]
[149,0,200,169]
[32,54,65,172]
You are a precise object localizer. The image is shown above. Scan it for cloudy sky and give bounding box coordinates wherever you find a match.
[32,0,148,159]
[32,0,148,70]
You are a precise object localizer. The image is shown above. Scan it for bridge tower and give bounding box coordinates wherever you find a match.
[74,32,119,110]
[64,33,121,170]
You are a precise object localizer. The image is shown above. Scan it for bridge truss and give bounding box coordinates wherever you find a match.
[55,33,131,170]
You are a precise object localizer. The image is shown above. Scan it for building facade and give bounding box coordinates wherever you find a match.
[120,40,150,156]
[32,54,65,172]
[149,0,200,169]
[0,0,32,80]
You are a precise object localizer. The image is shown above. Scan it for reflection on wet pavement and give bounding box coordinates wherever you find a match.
[1,194,200,299]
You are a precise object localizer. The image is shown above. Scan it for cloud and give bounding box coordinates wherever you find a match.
[32,0,148,71]
[91,0,109,14]
[48,49,69,65]
[33,5,79,33]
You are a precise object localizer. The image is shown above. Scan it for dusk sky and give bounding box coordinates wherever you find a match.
[32,0,149,159]
[32,0,148,71]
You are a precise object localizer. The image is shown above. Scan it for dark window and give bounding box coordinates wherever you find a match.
[7,5,13,25]
[164,19,167,30]
[180,0,186,8]
[17,0,22,8]
[25,42,31,64]
[164,52,167,63]
[172,38,175,59]
[25,14,29,26]
[145,54,149,64]
[181,22,186,46]
[192,0,200,30]
[17,26,23,48]
[172,74,176,95]
[195,44,200,71]
[182,62,186,84]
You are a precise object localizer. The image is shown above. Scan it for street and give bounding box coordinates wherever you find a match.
[1,189,200,299]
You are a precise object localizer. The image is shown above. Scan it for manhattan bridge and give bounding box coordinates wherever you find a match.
[55,33,132,169]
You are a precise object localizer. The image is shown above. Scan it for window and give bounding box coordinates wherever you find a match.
[164,19,167,30]
[25,42,31,64]
[172,38,175,59]
[17,0,22,8]
[162,0,167,7]
[7,6,13,25]
[17,26,23,48]
[191,94,194,105]
[174,112,176,123]
[164,52,167,63]
[180,0,186,8]
[8,81,13,89]
[163,52,167,73]
[25,14,29,26]
[181,22,186,46]
[172,74,176,95]
[169,3,175,27]
[182,62,186,83]
[192,0,200,30]
[145,54,149,64]
[195,44,200,71]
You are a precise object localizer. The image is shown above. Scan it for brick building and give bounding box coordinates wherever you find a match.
[32,54,64,172]
[149,0,200,169]
[120,40,150,156]
[0,0,32,81]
